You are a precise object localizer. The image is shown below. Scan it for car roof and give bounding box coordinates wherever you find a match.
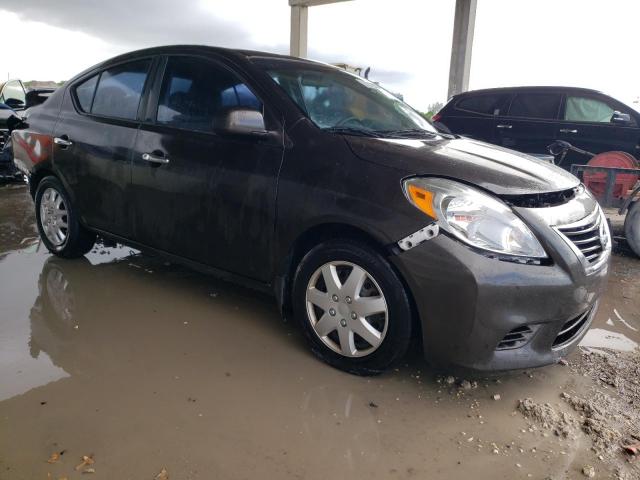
[100,44,327,69]
[455,86,604,97]
[65,44,335,86]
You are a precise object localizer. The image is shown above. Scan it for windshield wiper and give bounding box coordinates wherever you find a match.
[376,128,441,139]
[322,126,385,138]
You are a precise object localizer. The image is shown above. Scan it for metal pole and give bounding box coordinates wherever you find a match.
[288,0,353,58]
[447,0,477,98]
[290,5,309,57]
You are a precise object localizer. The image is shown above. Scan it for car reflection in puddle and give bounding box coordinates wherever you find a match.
[0,244,137,401]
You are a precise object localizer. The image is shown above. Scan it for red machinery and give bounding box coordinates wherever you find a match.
[549,141,640,257]
[582,151,639,199]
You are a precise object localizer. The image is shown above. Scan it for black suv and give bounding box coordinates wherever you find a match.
[434,86,640,168]
[12,46,610,374]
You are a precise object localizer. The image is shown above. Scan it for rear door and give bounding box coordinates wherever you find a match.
[438,92,509,143]
[495,91,562,155]
[53,58,155,237]
[130,54,283,281]
[557,92,640,166]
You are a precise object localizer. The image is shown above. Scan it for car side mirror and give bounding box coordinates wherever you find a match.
[611,111,631,125]
[218,109,268,136]
[4,98,25,110]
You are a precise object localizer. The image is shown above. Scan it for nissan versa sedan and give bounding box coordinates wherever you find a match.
[12,46,611,375]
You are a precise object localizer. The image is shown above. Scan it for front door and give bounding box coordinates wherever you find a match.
[557,92,640,167]
[131,55,283,281]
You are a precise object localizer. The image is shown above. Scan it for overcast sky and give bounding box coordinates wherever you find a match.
[1,0,638,111]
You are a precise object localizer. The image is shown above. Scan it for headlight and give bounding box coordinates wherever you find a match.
[403,177,547,258]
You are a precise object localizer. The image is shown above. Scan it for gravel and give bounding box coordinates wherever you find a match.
[517,398,576,438]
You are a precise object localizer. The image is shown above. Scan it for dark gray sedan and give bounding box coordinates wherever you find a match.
[12,45,610,374]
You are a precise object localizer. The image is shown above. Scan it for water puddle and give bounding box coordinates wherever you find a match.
[1,184,639,479]
[579,328,639,352]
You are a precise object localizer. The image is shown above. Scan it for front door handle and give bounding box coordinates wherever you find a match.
[142,152,170,164]
[53,136,73,147]
[496,124,512,129]
[559,129,578,134]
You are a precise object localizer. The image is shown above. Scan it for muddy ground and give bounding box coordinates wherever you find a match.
[1,183,639,480]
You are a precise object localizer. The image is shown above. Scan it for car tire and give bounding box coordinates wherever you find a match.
[35,176,96,258]
[292,239,413,375]
[624,200,640,258]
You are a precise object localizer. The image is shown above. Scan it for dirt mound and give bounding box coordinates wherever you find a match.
[569,349,640,457]
[516,398,576,438]
[517,349,640,477]
[573,348,640,405]
[561,391,623,455]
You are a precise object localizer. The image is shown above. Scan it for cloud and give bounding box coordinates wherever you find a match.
[3,0,260,51]
[1,0,445,108]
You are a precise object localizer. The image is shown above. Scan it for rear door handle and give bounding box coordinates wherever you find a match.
[53,136,73,147]
[142,152,170,164]
[496,124,512,129]
[559,129,578,134]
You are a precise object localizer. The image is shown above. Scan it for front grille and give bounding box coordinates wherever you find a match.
[0,130,7,151]
[552,308,592,349]
[557,211,604,264]
[496,325,535,350]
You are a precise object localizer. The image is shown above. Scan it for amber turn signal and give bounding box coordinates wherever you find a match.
[407,184,437,219]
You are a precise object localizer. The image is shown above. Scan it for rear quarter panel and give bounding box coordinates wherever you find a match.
[11,87,65,180]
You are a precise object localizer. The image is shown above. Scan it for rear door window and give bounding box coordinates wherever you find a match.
[74,74,99,112]
[507,93,561,120]
[91,59,151,120]
[156,56,262,132]
[456,94,507,115]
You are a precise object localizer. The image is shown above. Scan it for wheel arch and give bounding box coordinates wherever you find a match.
[275,222,423,348]
[29,167,56,198]
[29,167,77,210]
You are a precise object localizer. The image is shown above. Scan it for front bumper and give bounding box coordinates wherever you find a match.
[391,227,609,371]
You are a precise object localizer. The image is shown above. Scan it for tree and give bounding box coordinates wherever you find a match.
[420,101,444,120]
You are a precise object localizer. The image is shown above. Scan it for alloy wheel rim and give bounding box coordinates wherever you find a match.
[39,187,68,247]
[305,261,388,358]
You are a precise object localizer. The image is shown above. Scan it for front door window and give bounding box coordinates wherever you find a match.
[156,56,262,132]
[564,95,635,125]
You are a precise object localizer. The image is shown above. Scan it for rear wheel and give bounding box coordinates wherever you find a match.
[35,176,96,258]
[292,239,413,375]
[624,200,640,257]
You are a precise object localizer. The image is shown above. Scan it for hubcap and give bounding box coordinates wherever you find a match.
[46,266,75,325]
[305,261,388,358]
[39,187,68,247]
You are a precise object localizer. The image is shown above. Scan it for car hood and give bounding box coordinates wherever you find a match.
[345,135,579,196]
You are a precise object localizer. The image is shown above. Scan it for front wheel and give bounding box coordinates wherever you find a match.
[35,176,96,258]
[624,200,640,258]
[292,239,413,375]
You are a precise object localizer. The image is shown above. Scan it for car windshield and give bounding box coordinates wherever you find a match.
[264,64,438,137]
